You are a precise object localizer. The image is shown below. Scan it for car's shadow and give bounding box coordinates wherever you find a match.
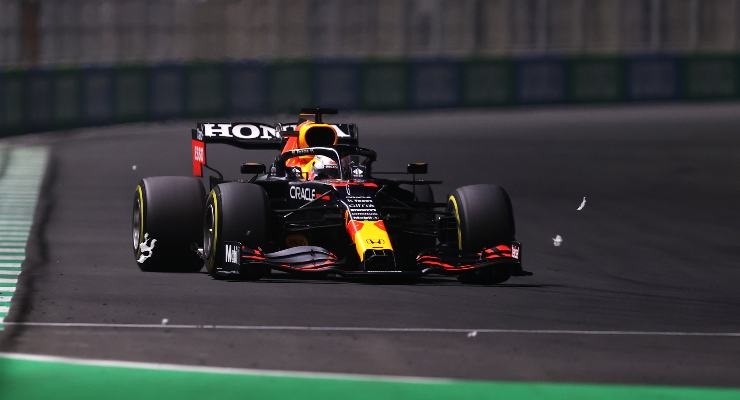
[201,271,561,288]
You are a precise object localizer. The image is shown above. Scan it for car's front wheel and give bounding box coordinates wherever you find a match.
[204,182,270,280]
[448,184,515,284]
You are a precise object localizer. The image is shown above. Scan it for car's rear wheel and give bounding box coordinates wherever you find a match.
[204,182,270,280]
[133,177,205,272]
[448,184,515,284]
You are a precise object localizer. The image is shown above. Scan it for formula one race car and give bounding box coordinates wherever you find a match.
[132,108,531,284]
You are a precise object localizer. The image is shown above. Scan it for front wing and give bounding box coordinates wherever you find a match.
[214,242,528,277]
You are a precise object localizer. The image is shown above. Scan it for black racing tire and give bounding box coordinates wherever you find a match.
[448,184,515,284]
[133,177,205,272]
[204,182,270,280]
[448,184,515,252]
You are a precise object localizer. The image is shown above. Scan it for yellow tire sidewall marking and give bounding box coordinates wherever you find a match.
[448,195,462,251]
[135,185,145,255]
[207,190,219,271]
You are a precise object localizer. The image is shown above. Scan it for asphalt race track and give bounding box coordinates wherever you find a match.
[1,104,740,387]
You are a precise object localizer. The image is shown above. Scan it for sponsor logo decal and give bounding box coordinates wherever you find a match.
[346,196,379,221]
[225,243,240,264]
[291,148,313,156]
[137,233,157,263]
[192,139,206,177]
[352,167,364,177]
[201,123,353,139]
[366,238,385,245]
[203,123,279,140]
[289,186,316,201]
[511,243,520,259]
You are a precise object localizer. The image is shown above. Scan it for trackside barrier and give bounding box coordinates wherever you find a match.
[114,66,149,123]
[681,56,739,100]
[1,55,739,136]
[627,57,680,100]
[0,70,24,135]
[53,69,82,129]
[83,67,114,124]
[410,61,460,109]
[360,61,408,110]
[149,65,186,120]
[269,61,312,113]
[567,57,625,103]
[227,62,267,115]
[313,61,360,110]
[516,58,567,104]
[461,59,513,107]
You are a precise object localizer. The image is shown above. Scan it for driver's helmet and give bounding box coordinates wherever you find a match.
[309,155,339,180]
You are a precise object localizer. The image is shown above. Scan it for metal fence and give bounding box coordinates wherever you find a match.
[1,0,740,67]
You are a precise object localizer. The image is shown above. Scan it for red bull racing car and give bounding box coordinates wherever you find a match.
[132,108,531,284]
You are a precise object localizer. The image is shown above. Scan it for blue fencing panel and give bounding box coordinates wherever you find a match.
[228,62,267,115]
[313,61,359,110]
[149,65,186,119]
[627,57,679,100]
[82,67,114,123]
[0,71,25,135]
[24,69,54,131]
[516,59,567,103]
[410,61,460,108]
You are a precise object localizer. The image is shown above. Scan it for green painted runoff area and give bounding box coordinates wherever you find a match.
[1,356,739,400]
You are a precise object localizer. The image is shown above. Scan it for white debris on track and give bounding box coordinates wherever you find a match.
[137,233,157,263]
[577,196,587,211]
[552,235,563,247]
[161,318,169,326]
[467,331,477,338]
[131,165,137,171]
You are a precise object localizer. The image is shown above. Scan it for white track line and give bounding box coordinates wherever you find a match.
[0,263,21,268]
[0,270,20,276]
[0,296,11,302]
[0,306,8,313]
[0,278,18,284]
[0,352,448,384]
[0,256,24,261]
[3,322,740,338]
[0,231,30,236]
[0,287,16,293]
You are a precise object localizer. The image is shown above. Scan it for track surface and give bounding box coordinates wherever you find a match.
[2,104,740,387]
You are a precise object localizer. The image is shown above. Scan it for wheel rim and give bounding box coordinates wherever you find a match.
[203,202,215,260]
[447,195,462,252]
[132,196,141,251]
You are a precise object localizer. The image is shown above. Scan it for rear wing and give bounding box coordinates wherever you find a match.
[191,122,359,177]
